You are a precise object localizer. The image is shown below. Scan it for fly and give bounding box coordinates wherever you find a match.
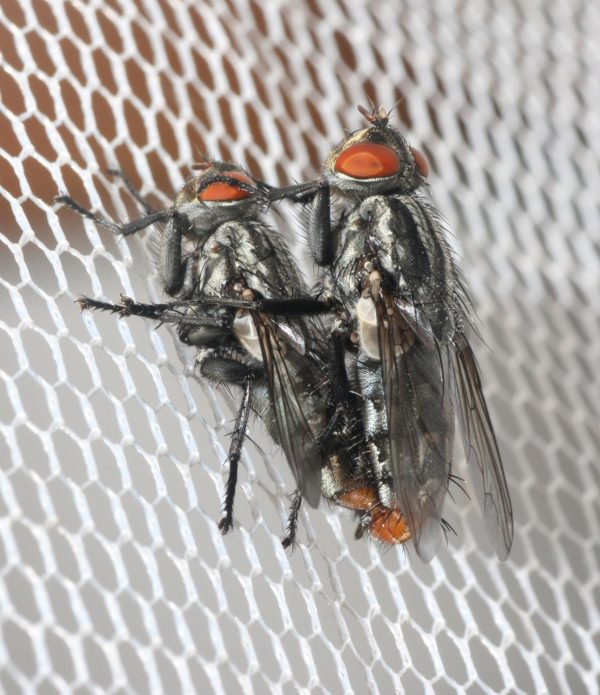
[57,162,331,547]
[272,105,514,561]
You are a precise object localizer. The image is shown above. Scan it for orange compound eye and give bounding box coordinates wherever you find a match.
[369,508,411,544]
[334,142,400,179]
[198,170,254,201]
[410,146,429,177]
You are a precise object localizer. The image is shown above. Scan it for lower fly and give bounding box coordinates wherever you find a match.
[57,162,331,548]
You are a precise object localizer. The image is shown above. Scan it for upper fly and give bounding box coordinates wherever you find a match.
[271,105,514,561]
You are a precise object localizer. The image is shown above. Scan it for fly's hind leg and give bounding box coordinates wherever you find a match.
[198,355,262,536]
[281,490,303,549]
[354,512,370,540]
[217,377,252,535]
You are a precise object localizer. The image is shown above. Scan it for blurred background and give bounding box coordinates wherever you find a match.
[1,0,599,692]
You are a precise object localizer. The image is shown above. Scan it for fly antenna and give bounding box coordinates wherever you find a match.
[387,94,407,121]
[191,147,213,170]
[357,103,389,127]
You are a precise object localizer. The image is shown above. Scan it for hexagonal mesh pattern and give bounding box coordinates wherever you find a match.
[1,0,598,692]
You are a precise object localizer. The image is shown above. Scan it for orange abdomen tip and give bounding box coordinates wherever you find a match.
[334,142,400,179]
[199,170,254,201]
[336,486,378,511]
[370,509,411,544]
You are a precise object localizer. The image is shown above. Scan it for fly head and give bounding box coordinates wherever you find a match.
[324,105,430,197]
[174,160,268,235]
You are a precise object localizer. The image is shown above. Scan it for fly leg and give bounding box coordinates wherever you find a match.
[77,293,330,320]
[307,185,333,266]
[218,377,252,535]
[281,490,303,549]
[270,180,332,265]
[315,403,345,453]
[198,355,264,535]
[316,331,358,454]
[55,195,177,237]
[354,513,371,540]
[77,291,260,534]
[56,194,191,296]
[75,295,227,329]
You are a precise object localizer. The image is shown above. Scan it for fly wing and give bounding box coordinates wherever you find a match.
[376,294,454,562]
[253,312,323,507]
[451,331,514,559]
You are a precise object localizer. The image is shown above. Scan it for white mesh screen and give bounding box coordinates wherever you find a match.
[1,0,598,692]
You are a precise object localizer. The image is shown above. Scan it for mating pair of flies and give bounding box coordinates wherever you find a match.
[58,105,513,562]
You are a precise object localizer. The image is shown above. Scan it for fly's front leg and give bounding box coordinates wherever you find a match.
[269,179,332,266]
[56,192,191,297]
[308,184,333,266]
[159,212,193,296]
[55,195,176,237]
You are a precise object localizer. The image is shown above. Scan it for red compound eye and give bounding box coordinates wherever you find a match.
[334,142,400,179]
[410,146,429,177]
[198,170,254,201]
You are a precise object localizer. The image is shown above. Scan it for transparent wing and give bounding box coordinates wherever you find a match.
[377,294,454,562]
[253,313,323,507]
[451,331,514,559]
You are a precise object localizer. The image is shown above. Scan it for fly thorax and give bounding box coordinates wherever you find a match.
[176,202,218,236]
[358,196,405,281]
[181,237,208,286]
[194,252,234,298]
[358,195,391,223]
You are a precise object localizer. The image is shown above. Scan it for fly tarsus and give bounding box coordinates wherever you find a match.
[56,194,175,237]
[281,490,303,550]
[218,378,252,535]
